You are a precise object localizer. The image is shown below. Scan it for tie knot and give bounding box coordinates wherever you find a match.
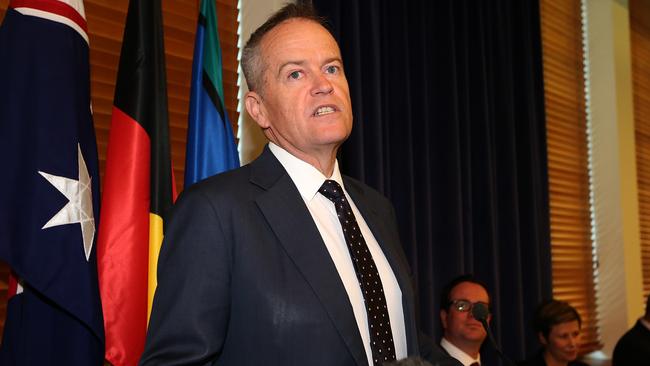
[319,179,344,202]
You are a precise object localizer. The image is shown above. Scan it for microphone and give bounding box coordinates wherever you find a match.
[471,303,516,366]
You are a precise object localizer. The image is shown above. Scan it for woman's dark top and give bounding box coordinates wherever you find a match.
[518,350,590,366]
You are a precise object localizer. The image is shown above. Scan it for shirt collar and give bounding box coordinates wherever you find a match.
[440,337,481,366]
[268,142,344,202]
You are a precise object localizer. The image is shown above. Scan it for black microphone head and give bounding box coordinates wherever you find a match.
[471,302,489,322]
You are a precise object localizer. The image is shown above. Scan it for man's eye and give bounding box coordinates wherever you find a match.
[289,71,301,79]
[325,65,339,74]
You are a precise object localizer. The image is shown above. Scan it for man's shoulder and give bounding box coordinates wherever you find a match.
[633,319,650,336]
[437,338,452,356]
[619,319,650,343]
[185,164,252,195]
[172,164,267,217]
[176,148,293,211]
[613,319,650,359]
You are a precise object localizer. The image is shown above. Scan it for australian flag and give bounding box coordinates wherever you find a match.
[0,1,104,364]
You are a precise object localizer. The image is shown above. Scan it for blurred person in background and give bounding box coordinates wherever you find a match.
[438,275,491,366]
[612,294,650,366]
[519,300,588,366]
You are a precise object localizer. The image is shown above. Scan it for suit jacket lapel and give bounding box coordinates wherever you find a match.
[250,147,369,366]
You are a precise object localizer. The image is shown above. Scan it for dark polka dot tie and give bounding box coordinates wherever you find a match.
[319,179,396,365]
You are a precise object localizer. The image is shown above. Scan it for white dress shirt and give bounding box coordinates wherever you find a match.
[440,337,481,366]
[269,143,407,365]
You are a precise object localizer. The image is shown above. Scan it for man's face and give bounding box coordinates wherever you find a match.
[440,282,490,348]
[246,19,353,160]
[539,320,581,363]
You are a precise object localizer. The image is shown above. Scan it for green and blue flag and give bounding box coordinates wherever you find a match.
[185,0,240,187]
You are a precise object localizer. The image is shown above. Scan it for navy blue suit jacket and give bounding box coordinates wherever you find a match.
[140,146,456,366]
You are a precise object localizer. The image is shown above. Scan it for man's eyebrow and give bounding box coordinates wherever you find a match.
[277,60,306,77]
[276,57,344,77]
[323,57,343,65]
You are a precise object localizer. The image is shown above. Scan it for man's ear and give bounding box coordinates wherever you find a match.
[440,309,448,330]
[244,91,269,129]
[537,332,548,346]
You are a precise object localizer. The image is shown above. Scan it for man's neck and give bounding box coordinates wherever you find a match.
[304,154,337,177]
[442,336,481,360]
[266,139,339,177]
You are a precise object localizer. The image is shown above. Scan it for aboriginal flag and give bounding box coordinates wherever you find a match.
[97,0,176,365]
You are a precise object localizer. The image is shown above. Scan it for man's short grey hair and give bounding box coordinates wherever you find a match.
[241,2,332,93]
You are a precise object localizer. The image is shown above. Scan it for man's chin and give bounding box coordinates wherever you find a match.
[315,131,351,147]
[465,335,486,343]
[462,328,487,340]
[464,323,484,331]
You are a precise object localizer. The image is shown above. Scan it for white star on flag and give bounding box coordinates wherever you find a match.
[39,143,95,261]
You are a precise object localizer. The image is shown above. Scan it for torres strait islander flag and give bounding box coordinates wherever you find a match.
[0,0,104,365]
[97,0,176,365]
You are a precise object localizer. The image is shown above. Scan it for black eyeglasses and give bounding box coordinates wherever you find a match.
[448,299,490,313]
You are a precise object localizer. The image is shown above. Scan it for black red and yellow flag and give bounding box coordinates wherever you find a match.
[97,0,176,365]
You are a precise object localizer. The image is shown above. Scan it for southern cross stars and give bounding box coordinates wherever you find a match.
[39,144,95,261]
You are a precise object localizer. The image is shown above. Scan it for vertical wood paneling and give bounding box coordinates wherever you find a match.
[540,0,602,354]
[631,0,650,306]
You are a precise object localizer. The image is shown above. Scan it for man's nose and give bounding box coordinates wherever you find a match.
[311,74,334,95]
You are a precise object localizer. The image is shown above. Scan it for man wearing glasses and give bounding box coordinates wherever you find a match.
[439,275,491,366]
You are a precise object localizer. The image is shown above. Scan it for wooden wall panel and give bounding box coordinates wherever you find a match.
[540,0,602,354]
[631,0,650,305]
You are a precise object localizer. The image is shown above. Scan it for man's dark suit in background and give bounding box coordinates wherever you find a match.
[612,295,650,366]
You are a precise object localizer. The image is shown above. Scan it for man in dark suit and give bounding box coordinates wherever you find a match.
[140,3,458,366]
[612,294,650,365]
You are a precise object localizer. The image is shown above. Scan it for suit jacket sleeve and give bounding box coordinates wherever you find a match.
[417,332,462,366]
[612,321,650,366]
[139,186,230,365]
